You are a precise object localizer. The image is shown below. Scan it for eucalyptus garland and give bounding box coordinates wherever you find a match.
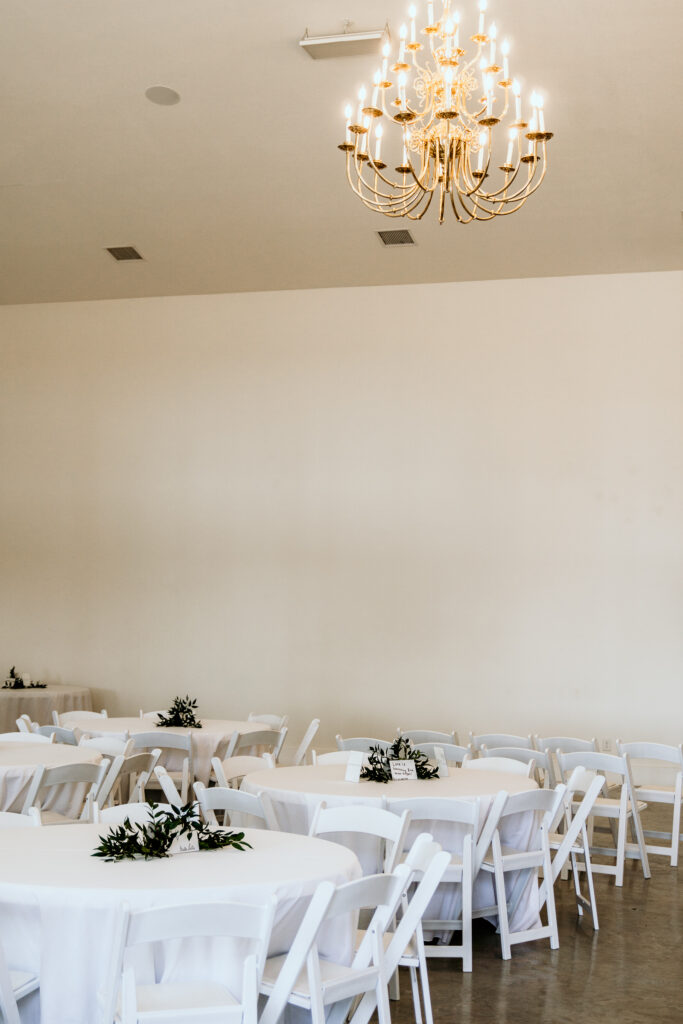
[156,695,202,728]
[360,735,440,784]
[92,802,251,862]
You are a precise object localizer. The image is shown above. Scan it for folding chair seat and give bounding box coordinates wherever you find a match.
[194,780,279,830]
[482,746,552,787]
[480,787,566,959]
[335,735,391,755]
[31,724,78,745]
[463,755,536,779]
[388,798,480,973]
[557,750,650,885]
[415,742,473,766]
[97,750,162,808]
[225,729,287,763]
[105,897,277,1024]
[259,866,410,1024]
[616,740,683,867]
[469,733,534,751]
[309,802,411,873]
[397,729,459,747]
[291,718,321,766]
[21,759,110,823]
[210,753,275,789]
[132,731,193,802]
[0,940,39,1024]
[247,712,289,730]
[53,708,107,727]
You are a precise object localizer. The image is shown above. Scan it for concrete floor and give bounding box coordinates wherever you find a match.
[393,811,683,1024]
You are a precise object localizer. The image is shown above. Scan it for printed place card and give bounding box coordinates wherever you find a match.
[168,831,200,856]
[344,750,364,783]
[390,759,418,781]
[433,746,449,777]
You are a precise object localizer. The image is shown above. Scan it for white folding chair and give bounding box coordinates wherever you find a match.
[292,718,321,765]
[544,769,604,930]
[389,798,480,973]
[210,753,275,789]
[617,740,683,867]
[416,742,474,766]
[194,781,279,830]
[469,732,534,751]
[0,940,39,1024]
[105,897,277,1024]
[311,750,363,766]
[335,735,390,754]
[259,866,410,1024]
[15,715,33,734]
[309,802,411,873]
[78,733,134,760]
[139,709,166,720]
[463,755,536,778]
[482,746,552,786]
[480,787,566,959]
[31,724,78,745]
[535,736,598,786]
[92,802,173,824]
[557,750,650,885]
[97,750,162,808]
[132,731,193,802]
[397,729,459,747]
[226,729,287,763]
[52,708,107,727]
[0,809,43,827]
[0,732,55,743]
[247,712,289,730]
[21,759,110,823]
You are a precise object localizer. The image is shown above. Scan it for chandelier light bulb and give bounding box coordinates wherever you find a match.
[478,0,487,36]
[399,23,407,62]
[381,43,390,80]
[505,127,516,165]
[501,38,510,79]
[409,5,417,44]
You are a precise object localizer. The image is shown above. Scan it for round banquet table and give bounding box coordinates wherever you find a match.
[65,716,273,785]
[0,741,102,816]
[243,764,540,933]
[0,823,361,1024]
[0,683,92,732]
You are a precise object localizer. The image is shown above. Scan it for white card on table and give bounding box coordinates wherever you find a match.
[168,831,200,855]
[433,746,449,777]
[390,759,418,781]
[344,751,364,783]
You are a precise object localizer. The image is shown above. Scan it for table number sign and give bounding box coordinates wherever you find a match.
[169,831,200,855]
[344,750,364,783]
[390,759,418,781]
[433,746,449,777]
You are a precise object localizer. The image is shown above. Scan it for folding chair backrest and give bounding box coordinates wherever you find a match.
[293,718,321,766]
[228,729,286,760]
[335,735,390,754]
[389,796,480,834]
[557,749,626,784]
[78,734,134,759]
[0,732,54,743]
[22,759,110,817]
[32,725,78,745]
[311,749,361,765]
[535,735,598,754]
[309,802,411,872]
[544,773,605,890]
[463,755,536,778]
[211,754,275,788]
[616,740,683,770]
[483,746,552,785]
[497,786,566,830]
[97,749,161,807]
[416,741,473,764]
[469,733,534,750]
[93,802,173,825]
[0,809,42,828]
[54,709,107,727]
[194,780,279,830]
[248,712,289,730]
[398,729,457,746]
[16,715,33,733]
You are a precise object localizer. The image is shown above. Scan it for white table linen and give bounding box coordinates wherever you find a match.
[0,742,102,816]
[243,764,540,933]
[0,823,361,1024]
[65,716,272,785]
[0,683,92,732]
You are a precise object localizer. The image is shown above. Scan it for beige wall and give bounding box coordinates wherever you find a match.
[1,271,681,752]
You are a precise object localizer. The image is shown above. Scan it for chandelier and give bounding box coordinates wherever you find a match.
[338,0,553,223]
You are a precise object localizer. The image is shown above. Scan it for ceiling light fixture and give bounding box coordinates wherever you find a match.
[338,0,553,224]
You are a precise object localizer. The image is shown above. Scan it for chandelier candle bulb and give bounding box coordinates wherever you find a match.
[445,20,454,59]
[477,129,487,171]
[409,5,417,43]
[399,24,407,62]
[512,78,521,121]
[537,95,545,131]
[381,42,390,80]
[478,0,487,37]
[357,86,366,124]
[399,71,407,109]
[344,104,352,144]
[489,22,497,64]
[427,1,434,24]
[501,39,510,79]
[372,70,381,107]
[505,127,515,165]
[454,12,460,47]
[375,123,383,161]
[485,74,493,115]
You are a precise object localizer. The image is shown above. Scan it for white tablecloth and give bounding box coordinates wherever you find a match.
[0,684,92,732]
[0,823,361,1024]
[65,716,272,785]
[243,764,539,933]
[0,742,102,815]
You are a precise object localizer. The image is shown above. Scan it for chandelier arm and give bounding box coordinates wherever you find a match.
[486,151,548,204]
[350,169,423,211]
[449,188,476,223]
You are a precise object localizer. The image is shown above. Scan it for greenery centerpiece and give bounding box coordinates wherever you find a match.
[156,695,202,728]
[360,734,440,784]
[3,666,46,689]
[92,802,251,862]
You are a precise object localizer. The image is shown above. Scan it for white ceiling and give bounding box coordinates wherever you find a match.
[0,0,681,305]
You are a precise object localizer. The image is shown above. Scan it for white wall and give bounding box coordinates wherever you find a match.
[1,271,681,751]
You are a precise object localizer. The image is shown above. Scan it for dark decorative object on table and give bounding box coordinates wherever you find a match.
[2,666,46,690]
[360,734,440,784]
[156,695,202,729]
[92,802,251,861]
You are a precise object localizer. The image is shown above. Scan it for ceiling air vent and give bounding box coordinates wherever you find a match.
[106,246,144,261]
[377,229,415,247]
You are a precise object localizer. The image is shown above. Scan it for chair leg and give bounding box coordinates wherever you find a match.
[671,796,682,868]
[491,834,511,960]
[615,810,626,887]
[462,838,473,973]
[582,828,599,931]
[375,971,393,1024]
[408,965,423,1024]
[542,833,559,950]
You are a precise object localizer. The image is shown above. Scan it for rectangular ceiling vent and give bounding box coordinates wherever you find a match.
[377,229,415,247]
[106,246,144,261]
[300,27,389,59]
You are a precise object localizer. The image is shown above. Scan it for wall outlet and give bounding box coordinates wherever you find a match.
[602,738,612,752]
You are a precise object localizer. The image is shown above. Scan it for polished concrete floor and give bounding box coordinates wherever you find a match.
[393,810,683,1024]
